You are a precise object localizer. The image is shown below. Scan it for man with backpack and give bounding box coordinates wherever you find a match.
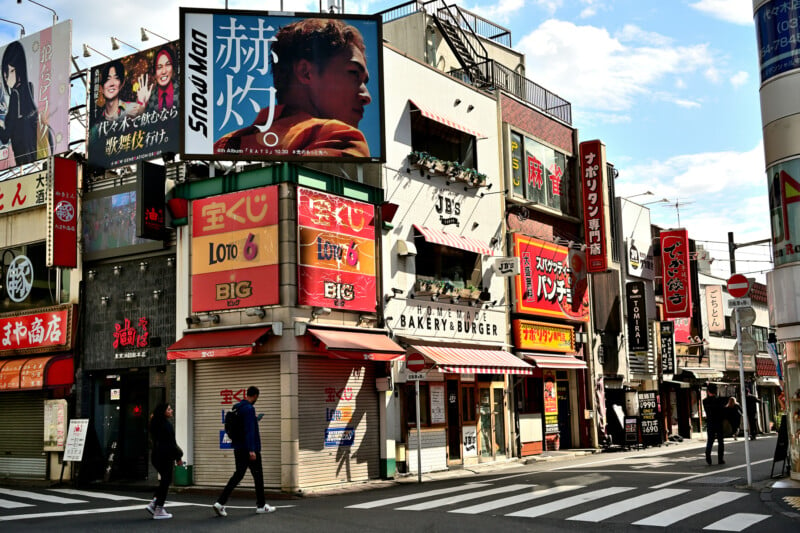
[213,386,276,517]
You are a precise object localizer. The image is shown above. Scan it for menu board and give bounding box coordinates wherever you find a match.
[430,384,445,425]
[639,390,661,444]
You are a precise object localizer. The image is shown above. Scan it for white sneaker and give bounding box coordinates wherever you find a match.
[152,506,172,520]
[145,498,156,515]
[213,502,227,517]
[256,504,276,514]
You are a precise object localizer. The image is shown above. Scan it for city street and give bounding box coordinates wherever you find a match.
[1,436,797,532]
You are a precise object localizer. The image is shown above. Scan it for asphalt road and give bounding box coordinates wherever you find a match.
[1,435,798,532]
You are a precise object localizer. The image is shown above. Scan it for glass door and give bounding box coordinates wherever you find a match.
[478,383,507,460]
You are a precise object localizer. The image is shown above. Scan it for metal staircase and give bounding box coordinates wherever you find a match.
[432,3,490,87]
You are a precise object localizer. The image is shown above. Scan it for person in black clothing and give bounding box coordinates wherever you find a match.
[147,403,183,520]
[745,392,760,440]
[213,386,276,517]
[703,383,725,465]
[726,397,742,440]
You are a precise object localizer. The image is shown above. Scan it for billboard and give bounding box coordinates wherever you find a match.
[768,159,800,267]
[297,187,376,312]
[580,140,607,272]
[625,281,648,353]
[512,234,590,321]
[0,21,71,169]
[191,185,280,312]
[87,41,181,170]
[660,229,692,319]
[181,8,384,162]
[755,0,800,83]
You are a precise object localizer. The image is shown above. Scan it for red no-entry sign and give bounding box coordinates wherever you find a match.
[406,353,426,373]
[727,274,750,298]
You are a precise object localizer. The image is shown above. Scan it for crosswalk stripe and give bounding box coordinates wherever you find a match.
[506,486,635,518]
[0,498,34,509]
[0,488,86,504]
[396,484,534,511]
[633,491,747,527]
[566,488,688,522]
[48,489,137,501]
[703,512,771,531]
[346,483,490,509]
[450,485,583,515]
[0,502,194,522]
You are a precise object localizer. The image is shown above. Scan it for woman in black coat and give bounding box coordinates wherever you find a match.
[147,403,183,520]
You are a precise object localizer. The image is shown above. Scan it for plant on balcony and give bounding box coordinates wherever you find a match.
[407,151,487,188]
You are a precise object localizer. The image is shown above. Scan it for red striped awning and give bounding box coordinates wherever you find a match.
[413,224,495,256]
[409,345,533,375]
[167,327,272,360]
[521,353,587,370]
[409,100,486,139]
[307,327,405,362]
[0,354,74,391]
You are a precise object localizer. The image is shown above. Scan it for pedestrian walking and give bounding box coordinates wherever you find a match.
[213,386,276,517]
[703,383,725,465]
[745,392,759,440]
[146,403,183,520]
[725,397,742,440]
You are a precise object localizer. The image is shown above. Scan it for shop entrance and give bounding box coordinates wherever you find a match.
[557,378,572,448]
[446,379,461,464]
[478,383,506,460]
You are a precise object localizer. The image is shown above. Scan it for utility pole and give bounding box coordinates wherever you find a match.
[727,231,771,275]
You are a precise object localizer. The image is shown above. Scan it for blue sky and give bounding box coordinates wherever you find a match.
[4,0,771,280]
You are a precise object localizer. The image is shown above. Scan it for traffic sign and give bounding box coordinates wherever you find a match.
[406,353,426,373]
[728,298,751,309]
[737,330,758,356]
[407,372,426,381]
[737,306,756,327]
[727,274,750,298]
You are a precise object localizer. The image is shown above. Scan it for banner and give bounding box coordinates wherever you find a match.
[626,281,648,352]
[660,228,692,319]
[0,21,71,170]
[580,140,607,272]
[660,320,675,374]
[181,8,385,163]
[47,157,78,268]
[87,41,181,169]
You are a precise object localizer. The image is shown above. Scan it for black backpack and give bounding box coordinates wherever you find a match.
[224,403,245,444]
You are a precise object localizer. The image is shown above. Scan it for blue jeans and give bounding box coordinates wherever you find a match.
[217,449,265,507]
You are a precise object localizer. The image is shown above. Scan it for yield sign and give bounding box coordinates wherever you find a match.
[727,274,750,298]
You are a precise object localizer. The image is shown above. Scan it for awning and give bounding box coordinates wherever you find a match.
[520,353,587,370]
[409,345,534,375]
[0,354,74,391]
[409,99,486,139]
[677,367,723,380]
[413,224,495,256]
[307,327,405,362]
[167,326,272,360]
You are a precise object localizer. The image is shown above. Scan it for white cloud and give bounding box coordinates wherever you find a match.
[615,24,673,47]
[674,99,701,109]
[689,0,753,26]
[730,70,749,87]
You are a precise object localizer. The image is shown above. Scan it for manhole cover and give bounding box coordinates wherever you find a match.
[689,476,741,485]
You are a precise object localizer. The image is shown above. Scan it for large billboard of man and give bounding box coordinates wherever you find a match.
[181,8,384,163]
[0,21,71,170]
[87,41,181,170]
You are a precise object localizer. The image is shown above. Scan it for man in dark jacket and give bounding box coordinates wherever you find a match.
[703,383,725,465]
[745,392,760,440]
[213,386,276,517]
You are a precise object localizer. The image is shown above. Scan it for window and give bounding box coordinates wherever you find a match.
[411,110,476,170]
[518,378,544,414]
[510,131,576,216]
[461,385,476,423]
[414,238,482,291]
[752,326,768,353]
[405,383,430,427]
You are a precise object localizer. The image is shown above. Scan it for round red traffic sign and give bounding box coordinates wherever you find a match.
[406,353,426,373]
[727,274,750,298]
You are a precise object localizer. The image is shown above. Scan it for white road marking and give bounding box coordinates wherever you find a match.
[650,459,773,489]
[0,502,194,521]
[633,491,747,527]
[346,483,490,509]
[567,488,688,522]
[48,489,138,501]
[450,485,583,514]
[703,512,770,531]
[0,499,34,509]
[396,484,533,511]
[506,486,635,518]
[0,488,85,504]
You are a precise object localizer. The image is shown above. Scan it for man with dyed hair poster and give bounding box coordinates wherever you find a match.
[214,18,371,158]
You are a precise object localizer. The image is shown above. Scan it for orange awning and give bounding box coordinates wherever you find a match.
[307,327,405,362]
[167,327,272,360]
[0,354,74,391]
[520,352,587,370]
[409,345,534,375]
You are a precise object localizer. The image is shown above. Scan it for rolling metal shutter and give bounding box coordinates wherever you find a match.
[297,357,378,488]
[0,392,47,478]
[193,357,280,488]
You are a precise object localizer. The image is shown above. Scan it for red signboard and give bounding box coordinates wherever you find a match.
[191,186,280,312]
[0,307,72,353]
[580,140,607,272]
[661,228,692,319]
[48,157,78,268]
[297,187,376,312]
[512,234,589,321]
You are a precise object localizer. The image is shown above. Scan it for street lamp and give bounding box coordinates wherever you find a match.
[141,27,170,43]
[83,44,111,60]
[17,0,57,25]
[0,17,25,37]
[111,37,139,52]
[622,191,654,201]
[642,198,670,206]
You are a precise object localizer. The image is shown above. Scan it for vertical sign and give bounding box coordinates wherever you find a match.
[136,161,166,240]
[63,418,90,462]
[767,163,800,267]
[638,390,660,441]
[297,187,376,312]
[191,185,280,312]
[580,140,607,272]
[626,281,648,352]
[705,285,725,333]
[543,370,559,434]
[660,320,675,374]
[660,229,692,319]
[47,157,78,268]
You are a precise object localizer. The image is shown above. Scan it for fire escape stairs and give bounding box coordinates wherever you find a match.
[432,4,491,88]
